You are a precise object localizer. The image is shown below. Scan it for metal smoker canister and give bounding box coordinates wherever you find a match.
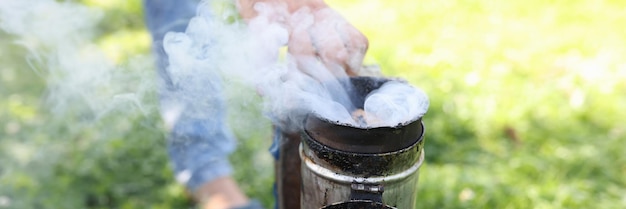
[299,77,426,209]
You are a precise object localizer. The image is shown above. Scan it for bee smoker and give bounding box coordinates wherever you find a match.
[299,77,426,209]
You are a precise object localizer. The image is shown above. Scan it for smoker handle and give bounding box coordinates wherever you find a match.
[349,183,384,203]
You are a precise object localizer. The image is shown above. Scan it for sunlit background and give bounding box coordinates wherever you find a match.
[1,0,625,208]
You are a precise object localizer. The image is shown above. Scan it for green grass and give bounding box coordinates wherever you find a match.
[1,0,625,208]
[329,0,626,208]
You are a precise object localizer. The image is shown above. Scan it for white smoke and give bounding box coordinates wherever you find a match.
[163,1,429,130]
[0,0,155,121]
[0,4,428,206]
[363,81,430,127]
[0,0,429,131]
[0,1,159,207]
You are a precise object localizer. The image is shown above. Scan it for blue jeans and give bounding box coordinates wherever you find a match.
[143,0,236,192]
[143,1,278,207]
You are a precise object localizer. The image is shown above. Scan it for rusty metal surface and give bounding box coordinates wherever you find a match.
[276,131,302,209]
[300,164,351,209]
[300,141,424,209]
[301,148,425,184]
[292,76,426,208]
[305,115,423,154]
[300,122,425,209]
[302,123,425,176]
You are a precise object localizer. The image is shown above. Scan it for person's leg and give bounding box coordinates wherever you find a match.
[143,1,263,208]
[269,130,280,209]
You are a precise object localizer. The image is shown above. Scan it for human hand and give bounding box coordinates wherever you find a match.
[287,6,369,77]
[196,176,250,209]
[237,0,369,77]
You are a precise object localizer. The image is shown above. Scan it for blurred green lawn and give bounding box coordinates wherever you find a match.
[1,0,625,208]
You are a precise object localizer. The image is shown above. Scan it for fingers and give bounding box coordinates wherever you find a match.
[343,23,369,75]
[310,8,352,76]
[236,0,258,21]
[237,0,289,25]
[244,4,368,78]
[287,7,316,59]
[287,8,369,77]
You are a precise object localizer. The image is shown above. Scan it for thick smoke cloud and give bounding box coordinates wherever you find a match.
[162,1,429,131]
[0,0,155,121]
[162,1,429,132]
[0,0,429,134]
